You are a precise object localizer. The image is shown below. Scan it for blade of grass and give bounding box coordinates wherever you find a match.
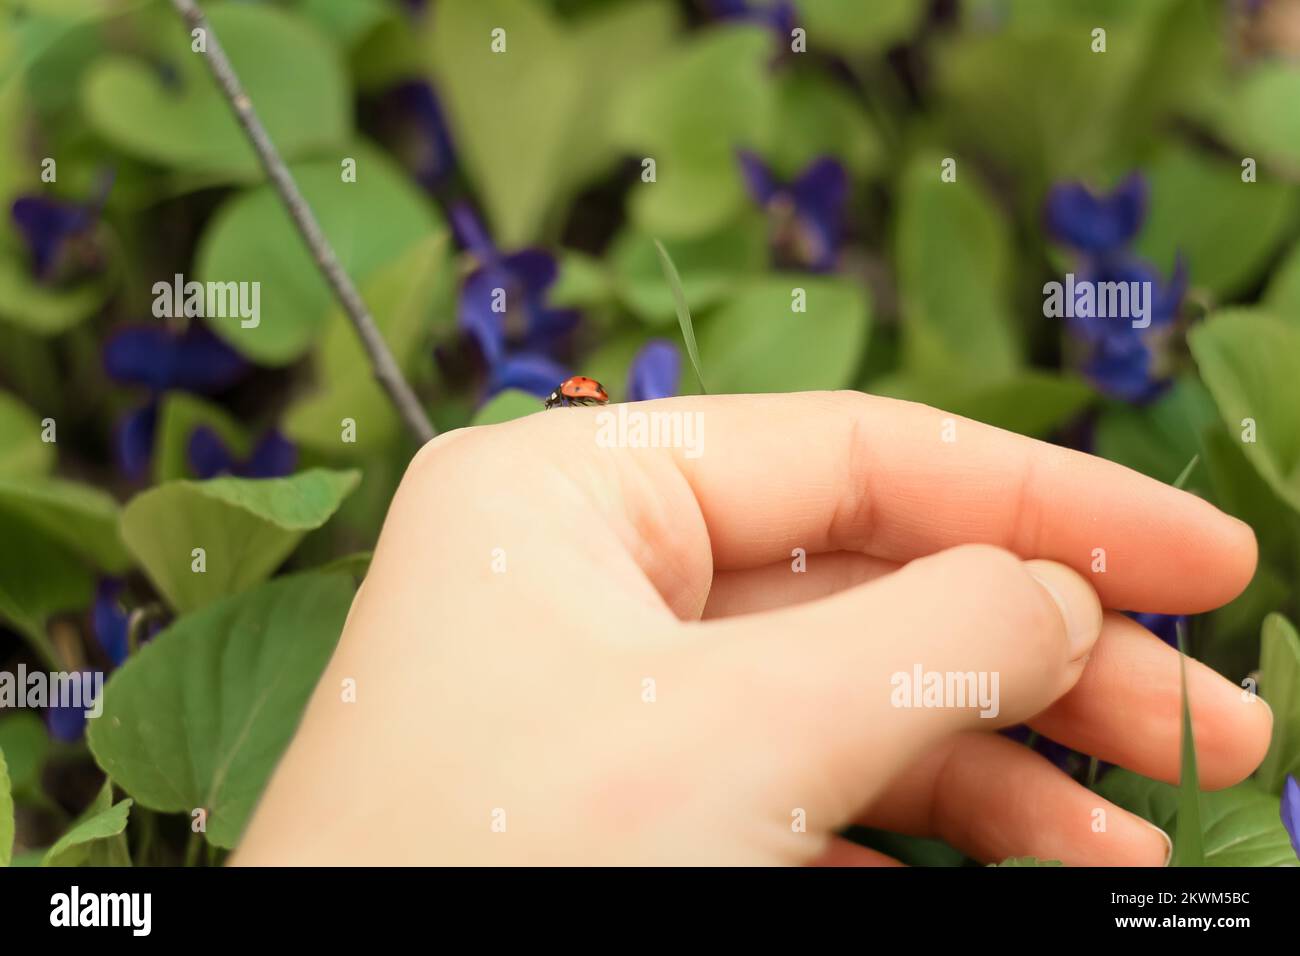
[1172,453,1200,491]
[1172,618,1205,866]
[653,240,707,394]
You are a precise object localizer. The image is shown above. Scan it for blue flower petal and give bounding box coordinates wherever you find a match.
[388,80,456,188]
[449,201,497,263]
[103,323,248,393]
[1282,775,1300,861]
[115,400,159,480]
[737,149,779,205]
[490,353,570,399]
[627,340,681,402]
[10,196,90,279]
[45,671,102,744]
[1129,612,1183,648]
[244,429,297,478]
[93,578,130,667]
[459,269,508,367]
[1044,173,1148,254]
[187,424,236,479]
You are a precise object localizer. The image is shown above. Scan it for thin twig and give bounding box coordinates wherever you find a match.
[170,0,437,445]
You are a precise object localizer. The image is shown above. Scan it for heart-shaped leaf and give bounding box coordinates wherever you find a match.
[699,276,870,393]
[82,2,350,179]
[0,391,54,477]
[611,26,775,238]
[194,148,439,365]
[87,572,354,848]
[120,468,359,613]
[1188,309,1300,514]
[895,154,1019,379]
[430,0,583,247]
[1098,770,1296,867]
[1134,148,1297,300]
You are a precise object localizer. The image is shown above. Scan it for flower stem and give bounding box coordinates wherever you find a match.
[168,0,437,446]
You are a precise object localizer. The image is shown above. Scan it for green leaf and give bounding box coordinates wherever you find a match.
[82,3,350,179]
[550,250,611,309]
[1134,148,1296,300]
[0,250,116,336]
[798,0,924,55]
[1189,309,1300,514]
[471,390,540,426]
[989,856,1064,867]
[195,148,439,365]
[767,68,883,179]
[285,235,450,456]
[612,26,775,238]
[1094,377,1218,484]
[654,240,709,393]
[0,476,128,571]
[871,370,1093,438]
[0,712,50,797]
[1098,771,1295,867]
[0,748,13,867]
[895,154,1019,378]
[1259,614,1300,795]
[700,276,869,394]
[1173,640,1205,867]
[87,572,355,848]
[120,468,360,613]
[613,221,765,326]
[0,390,54,478]
[1264,242,1300,325]
[42,781,131,868]
[1211,61,1300,171]
[430,0,582,246]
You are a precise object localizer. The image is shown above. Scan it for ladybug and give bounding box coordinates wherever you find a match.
[543,376,609,409]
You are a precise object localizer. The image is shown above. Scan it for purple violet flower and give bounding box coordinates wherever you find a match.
[1283,775,1300,861]
[187,425,297,480]
[737,151,848,272]
[450,202,578,400]
[627,340,682,402]
[1044,173,1186,404]
[1129,612,1185,648]
[44,671,102,744]
[380,80,456,191]
[102,323,249,479]
[9,172,113,282]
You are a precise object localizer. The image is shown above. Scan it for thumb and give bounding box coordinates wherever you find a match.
[692,544,1103,828]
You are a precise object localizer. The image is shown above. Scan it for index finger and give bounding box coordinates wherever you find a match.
[657,390,1254,613]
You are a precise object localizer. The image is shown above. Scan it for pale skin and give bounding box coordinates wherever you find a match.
[235,391,1272,866]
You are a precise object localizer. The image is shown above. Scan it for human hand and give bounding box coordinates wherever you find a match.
[235,392,1271,866]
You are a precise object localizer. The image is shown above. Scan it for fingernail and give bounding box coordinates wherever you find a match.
[1024,560,1103,661]
[1146,820,1174,867]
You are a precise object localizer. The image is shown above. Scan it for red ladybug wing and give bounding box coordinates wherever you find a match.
[560,376,608,400]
